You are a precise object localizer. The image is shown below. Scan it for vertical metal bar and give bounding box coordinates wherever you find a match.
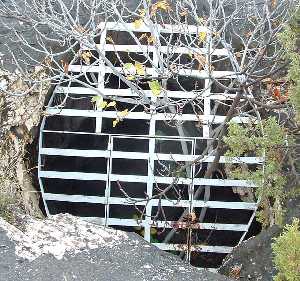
[38,116,51,216]
[105,135,113,226]
[96,27,107,133]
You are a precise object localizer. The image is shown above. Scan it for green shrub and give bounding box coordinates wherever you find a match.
[223,117,287,227]
[272,218,300,281]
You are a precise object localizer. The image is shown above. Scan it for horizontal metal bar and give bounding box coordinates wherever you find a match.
[102,44,229,57]
[111,151,262,164]
[55,86,239,100]
[68,64,236,79]
[46,108,253,124]
[39,171,107,181]
[39,170,255,187]
[40,148,109,158]
[43,193,257,210]
[42,129,210,141]
[99,21,205,34]
[40,147,262,165]
[110,174,256,187]
[44,193,106,204]
[153,243,233,253]
[83,217,248,231]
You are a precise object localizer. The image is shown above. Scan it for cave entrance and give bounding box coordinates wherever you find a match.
[38,22,261,269]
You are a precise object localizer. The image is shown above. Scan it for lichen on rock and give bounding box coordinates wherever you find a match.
[0,213,128,261]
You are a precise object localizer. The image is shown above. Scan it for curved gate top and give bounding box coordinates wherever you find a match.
[38,21,260,269]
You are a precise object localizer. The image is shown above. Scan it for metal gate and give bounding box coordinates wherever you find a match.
[38,21,260,269]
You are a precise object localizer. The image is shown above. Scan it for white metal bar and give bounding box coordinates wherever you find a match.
[105,135,113,226]
[40,148,109,158]
[68,64,236,79]
[39,167,254,187]
[111,174,256,187]
[38,117,51,216]
[55,86,240,100]
[89,217,249,231]
[95,26,107,133]
[99,21,206,34]
[39,170,255,187]
[40,147,262,164]
[102,44,229,57]
[46,108,254,124]
[39,171,107,181]
[42,193,256,210]
[110,151,262,164]
[153,243,233,253]
[42,130,210,140]
[44,193,106,204]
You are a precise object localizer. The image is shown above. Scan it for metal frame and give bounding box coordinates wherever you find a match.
[38,21,260,268]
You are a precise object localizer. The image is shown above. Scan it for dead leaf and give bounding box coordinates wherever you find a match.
[119,108,129,117]
[179,9,188,17]
[229,264,242,279]
[272,87,281,100]
[112,119,119,127]
[74,25,86,33]
[147,35,155,44]
[106,101,116,108]
[193,53,207,70]
[61,60,69,74]
[81,51,92,65]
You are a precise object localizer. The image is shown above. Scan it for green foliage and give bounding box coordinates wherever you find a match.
[223,117,287,227]
[272,218,300,281]
[279,8,300,121]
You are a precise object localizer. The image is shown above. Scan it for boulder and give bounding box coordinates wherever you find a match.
[0,213,232,281]
[219,196,300,280]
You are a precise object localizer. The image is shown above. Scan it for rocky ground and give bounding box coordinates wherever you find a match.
[219,196,300,280]
[0,213,233,281]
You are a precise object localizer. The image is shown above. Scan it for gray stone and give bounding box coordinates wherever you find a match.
[0,214,232,281]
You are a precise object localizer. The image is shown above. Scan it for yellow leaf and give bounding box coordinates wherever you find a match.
[198,31,207,43]
[99,101,108,109]
[197,17,205,24]
[106,36,114,44]
[119,109,129,117]
[106,101,116,108]
[139,9,146,17]
[151,0,170,16]
[81,51,92,65]
[133,19,143,29]
[112,119,119,127]
[147,35,155,44]
[148,80,162,96]
[91,95,101,103]
[126,75,135,80]
[139,33,148,41]
[123,63,136,76]
[135,62,145,76]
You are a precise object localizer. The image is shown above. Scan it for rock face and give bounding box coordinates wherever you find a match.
[0,214,232,281]
[218,226,282,280]
[219,196,300,280]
